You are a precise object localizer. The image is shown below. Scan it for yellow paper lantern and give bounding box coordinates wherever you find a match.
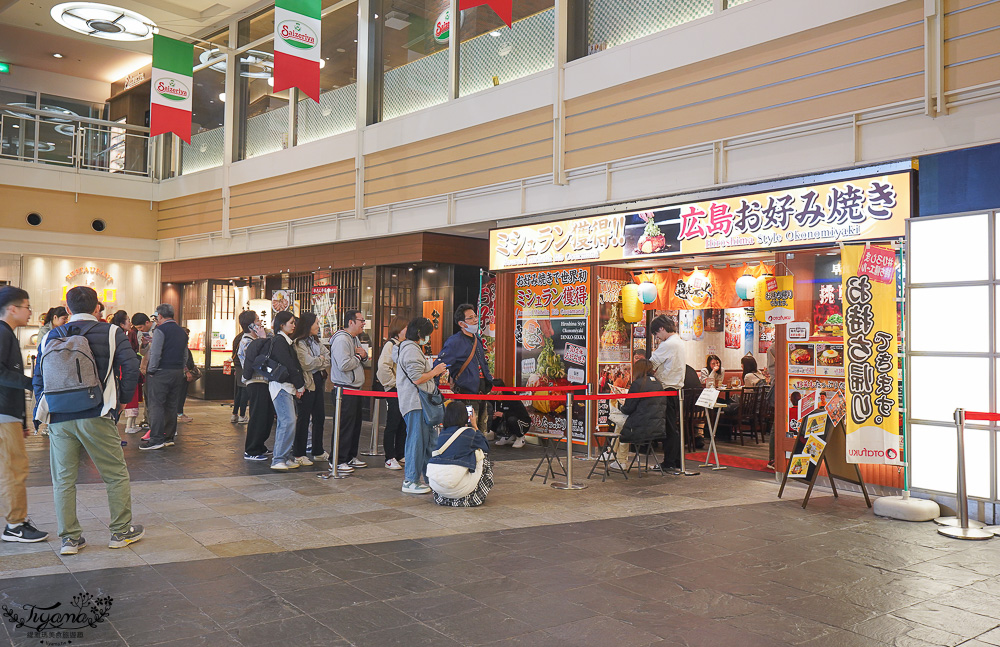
[621,283,644,323]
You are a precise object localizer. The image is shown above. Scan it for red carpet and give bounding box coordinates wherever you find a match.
[685,452,773,473]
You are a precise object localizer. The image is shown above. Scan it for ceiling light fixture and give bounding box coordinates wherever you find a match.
[51,2,156,41]
[199,49,273,78]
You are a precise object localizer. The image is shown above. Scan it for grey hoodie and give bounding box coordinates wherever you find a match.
[329,330,364,388]
[392,340,434,417]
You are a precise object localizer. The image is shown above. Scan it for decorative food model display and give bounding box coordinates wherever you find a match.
[600,305,629,348]
[635,213,667,255]
[525,336,567,415]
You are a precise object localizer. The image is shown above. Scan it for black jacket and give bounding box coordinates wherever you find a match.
[619,375,667,444]
[271,334,305,390]
[0,321,32,420]
[494,397,530,423]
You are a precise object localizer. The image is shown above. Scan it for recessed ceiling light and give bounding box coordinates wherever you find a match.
[51,2,156,41]
[52,53,64,58]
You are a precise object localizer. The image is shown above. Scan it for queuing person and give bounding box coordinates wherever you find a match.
[140,304,187,450]
[489,379,529,448]
[38,306,68,343]
[329,309,368,474]
[239,311,274,461]
[268,311,305,471]
[395,317,447,494]
[128,313,153,434]
[231,322,248,424]
[438,304,493,434]
[376,316,408,470]
[427,401,493,507]
[33,286,142,555]
[292,312,331,465]
[176,328,196,424]
[649,315,684,474]
[0,287,48,544]
[616,359,667,470]
[699,355,723,387]
[110,310,130,332]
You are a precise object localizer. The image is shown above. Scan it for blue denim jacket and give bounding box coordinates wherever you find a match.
[437,332,492,393]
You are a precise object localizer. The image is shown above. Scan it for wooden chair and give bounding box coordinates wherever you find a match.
[732,386,762,445]
[757,386,775,441]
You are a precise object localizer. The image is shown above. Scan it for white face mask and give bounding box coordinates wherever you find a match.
[420,336,430,345]
[463,323,479,335]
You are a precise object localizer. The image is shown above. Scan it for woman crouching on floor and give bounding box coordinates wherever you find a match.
[427,401,493,507]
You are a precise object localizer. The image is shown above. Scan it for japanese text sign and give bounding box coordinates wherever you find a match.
[490,171,911,271]
[858,245,896,284]
[755,275,794,324]
[842,245,901,465]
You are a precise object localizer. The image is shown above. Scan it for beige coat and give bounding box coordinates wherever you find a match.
[295,337,331,392]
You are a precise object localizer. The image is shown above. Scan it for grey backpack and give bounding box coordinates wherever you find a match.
[37,322,116,415]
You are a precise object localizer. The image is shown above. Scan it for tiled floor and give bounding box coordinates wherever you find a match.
[3,400,999,646]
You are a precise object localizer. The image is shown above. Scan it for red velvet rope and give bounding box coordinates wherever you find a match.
[340,388,677,401]
[491,385,586,392]
[963,411,1000,422]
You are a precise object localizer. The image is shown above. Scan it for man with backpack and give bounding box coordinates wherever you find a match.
[0,287,48,544]
[140,304,187,451]
[33,286,142,555]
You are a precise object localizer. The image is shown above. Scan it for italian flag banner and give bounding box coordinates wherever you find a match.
[274,0,321,102]
[150,35,194,144]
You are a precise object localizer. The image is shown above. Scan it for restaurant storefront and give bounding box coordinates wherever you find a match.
[489,162,912,490]
[159,232,489,400]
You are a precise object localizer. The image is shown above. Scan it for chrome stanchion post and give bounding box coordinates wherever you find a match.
[553,391,586,490]
[677,388,700,477]
[576,385,595,462]
[936,408,992,539]
[362,394,382,456]
[320,386,349,480]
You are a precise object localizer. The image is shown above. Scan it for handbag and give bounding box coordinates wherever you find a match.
[401,341,444,426]
[251,338,290,384]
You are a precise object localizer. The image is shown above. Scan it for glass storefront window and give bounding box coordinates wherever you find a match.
[238,38,290,160]
[239,8,275,47]
[911,286,988,353]
[182,30,228,174]
[180,281,208,371]
[377,0,449,121]
[36,94,105,167]
[577,0,713,59]
[911,213,987,284]
[0,88,38,163]
[458,1,555,97]
[298,1,359,144]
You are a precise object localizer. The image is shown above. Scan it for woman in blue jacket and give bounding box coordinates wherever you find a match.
[426,401,492,507]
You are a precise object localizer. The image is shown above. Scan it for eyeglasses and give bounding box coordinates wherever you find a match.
[354,318,365,324]
[464,314,478,322]
[12,305,31,312]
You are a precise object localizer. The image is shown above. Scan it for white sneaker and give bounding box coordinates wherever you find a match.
[484,431,496,441]
[336,462,355,473]
[347,458,368,468]
[401,481,431,494]
[294,456,314,466]
[177,414,193,423]
[237,416,249,424]
[385,458,403,470]
[270,462,289,471]
[494,436,510,446]
[284,459,300,469]
[512,436,526,448]
[125,426,142,434]
[312,452,329,461]
[230,415,238,423]
[400,457,405,464]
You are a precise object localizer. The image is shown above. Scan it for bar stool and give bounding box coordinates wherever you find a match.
[529,433,566,484]
[588,432,628,481]
[626,441,664,478]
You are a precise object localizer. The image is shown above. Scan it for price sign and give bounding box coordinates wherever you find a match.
[858,246,895,284]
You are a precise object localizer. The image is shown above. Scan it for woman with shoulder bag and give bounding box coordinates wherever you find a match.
[427,401,493,507]
[394,317,447,494]
[292,312,332,464]
[268,311,306,471]
[376,317,409,470]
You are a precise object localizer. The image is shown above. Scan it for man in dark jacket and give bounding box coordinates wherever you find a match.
[141,304,187,450]
[0,286,48,544]
[437,304,493,435]
[33,286,142,555]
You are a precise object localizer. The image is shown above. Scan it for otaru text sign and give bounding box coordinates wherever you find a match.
[489,171,912,271]
[842,244,901,465]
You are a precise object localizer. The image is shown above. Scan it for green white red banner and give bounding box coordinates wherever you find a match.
[274,0,321,101]
[150,35,194,144]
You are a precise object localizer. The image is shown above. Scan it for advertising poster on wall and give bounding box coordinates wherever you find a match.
[310,286,338,341]
[514,267,589,441]
[478,274,497,377]
[271,289,294,315]
[759,322,775,353]
[787,376,845,437]
[422,300,445,356]
[842,244,901,465]
[724,309,743,349]
[597,278,632,426]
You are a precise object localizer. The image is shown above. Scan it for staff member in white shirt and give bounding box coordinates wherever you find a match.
[649,315,684,474]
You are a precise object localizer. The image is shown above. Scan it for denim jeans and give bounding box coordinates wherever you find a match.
[271,390,296,467]
[403,410,436,484]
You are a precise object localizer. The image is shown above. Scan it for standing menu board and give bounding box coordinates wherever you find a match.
[514,268,589,441]
[596,278,632,425]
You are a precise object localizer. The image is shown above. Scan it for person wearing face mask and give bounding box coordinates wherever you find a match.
[394,317,447,494]
[437,304,493,436]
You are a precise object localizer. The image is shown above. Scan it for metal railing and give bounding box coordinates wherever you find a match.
[0,104,154,178]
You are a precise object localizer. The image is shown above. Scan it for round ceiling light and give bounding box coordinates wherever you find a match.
[199,49,273,78]
[51,2,155,41]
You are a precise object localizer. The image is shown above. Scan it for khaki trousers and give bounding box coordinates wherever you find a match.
[0,421,29,525]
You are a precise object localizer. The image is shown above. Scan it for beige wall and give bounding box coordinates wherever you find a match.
[0,184,157,239]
